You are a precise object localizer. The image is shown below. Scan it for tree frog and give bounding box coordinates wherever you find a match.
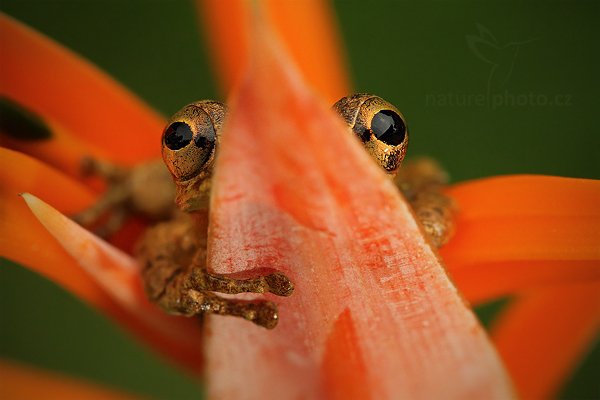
[75,94,453,328]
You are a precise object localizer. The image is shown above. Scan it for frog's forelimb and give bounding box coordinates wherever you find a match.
[136,213,293,329]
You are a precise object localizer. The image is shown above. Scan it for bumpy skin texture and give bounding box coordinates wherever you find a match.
[395,158,455,247]
[136,211,200,305]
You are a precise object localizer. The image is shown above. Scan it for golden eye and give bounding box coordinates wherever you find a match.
[161,100,226,181]
[333,94,409,173]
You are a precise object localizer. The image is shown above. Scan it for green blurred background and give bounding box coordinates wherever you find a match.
[1,0,598,398]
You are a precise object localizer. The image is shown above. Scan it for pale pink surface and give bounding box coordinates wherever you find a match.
[204,29,514,399]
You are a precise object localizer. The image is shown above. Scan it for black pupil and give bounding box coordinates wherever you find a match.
[370,110,406,146]
[164,122,193,150]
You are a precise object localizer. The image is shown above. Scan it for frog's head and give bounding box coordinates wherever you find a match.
[333,94,408,174]
[161,100,226,212]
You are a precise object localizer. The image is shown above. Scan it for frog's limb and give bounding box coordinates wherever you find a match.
[189,261,294,297]
[81,156,128,181]
[94,206,127,238]
[394,157,455,248]
[72,176,129,228]
[137,214,292,329]
[73,157,175,236]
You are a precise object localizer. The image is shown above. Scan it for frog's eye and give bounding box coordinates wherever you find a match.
[161,101,225,181]
[333,94,409,173]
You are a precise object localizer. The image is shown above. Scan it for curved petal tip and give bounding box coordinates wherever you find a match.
[20,193,203,373]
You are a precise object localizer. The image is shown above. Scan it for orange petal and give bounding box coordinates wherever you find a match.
[0,14,164,165]
[321,309,370,400]
[0,148,202,373]
[450,259,599,305]
[197,0,351,103]
[0,146,93,209]
[204,20,513,399]
[441,175,600,304]
[491,282,600,398]
[0,147,94,276]
[446,175,600,220]
[0,359,141,400]
[0,98,110,179]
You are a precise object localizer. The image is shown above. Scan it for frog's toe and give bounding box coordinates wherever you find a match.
[265,272,295,297]
[244,301,279,329]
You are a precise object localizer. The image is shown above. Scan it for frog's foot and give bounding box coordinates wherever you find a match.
[73,156,175,237]
[394,157,455,247]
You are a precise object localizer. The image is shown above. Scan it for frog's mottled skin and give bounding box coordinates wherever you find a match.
[74,95,454,328]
